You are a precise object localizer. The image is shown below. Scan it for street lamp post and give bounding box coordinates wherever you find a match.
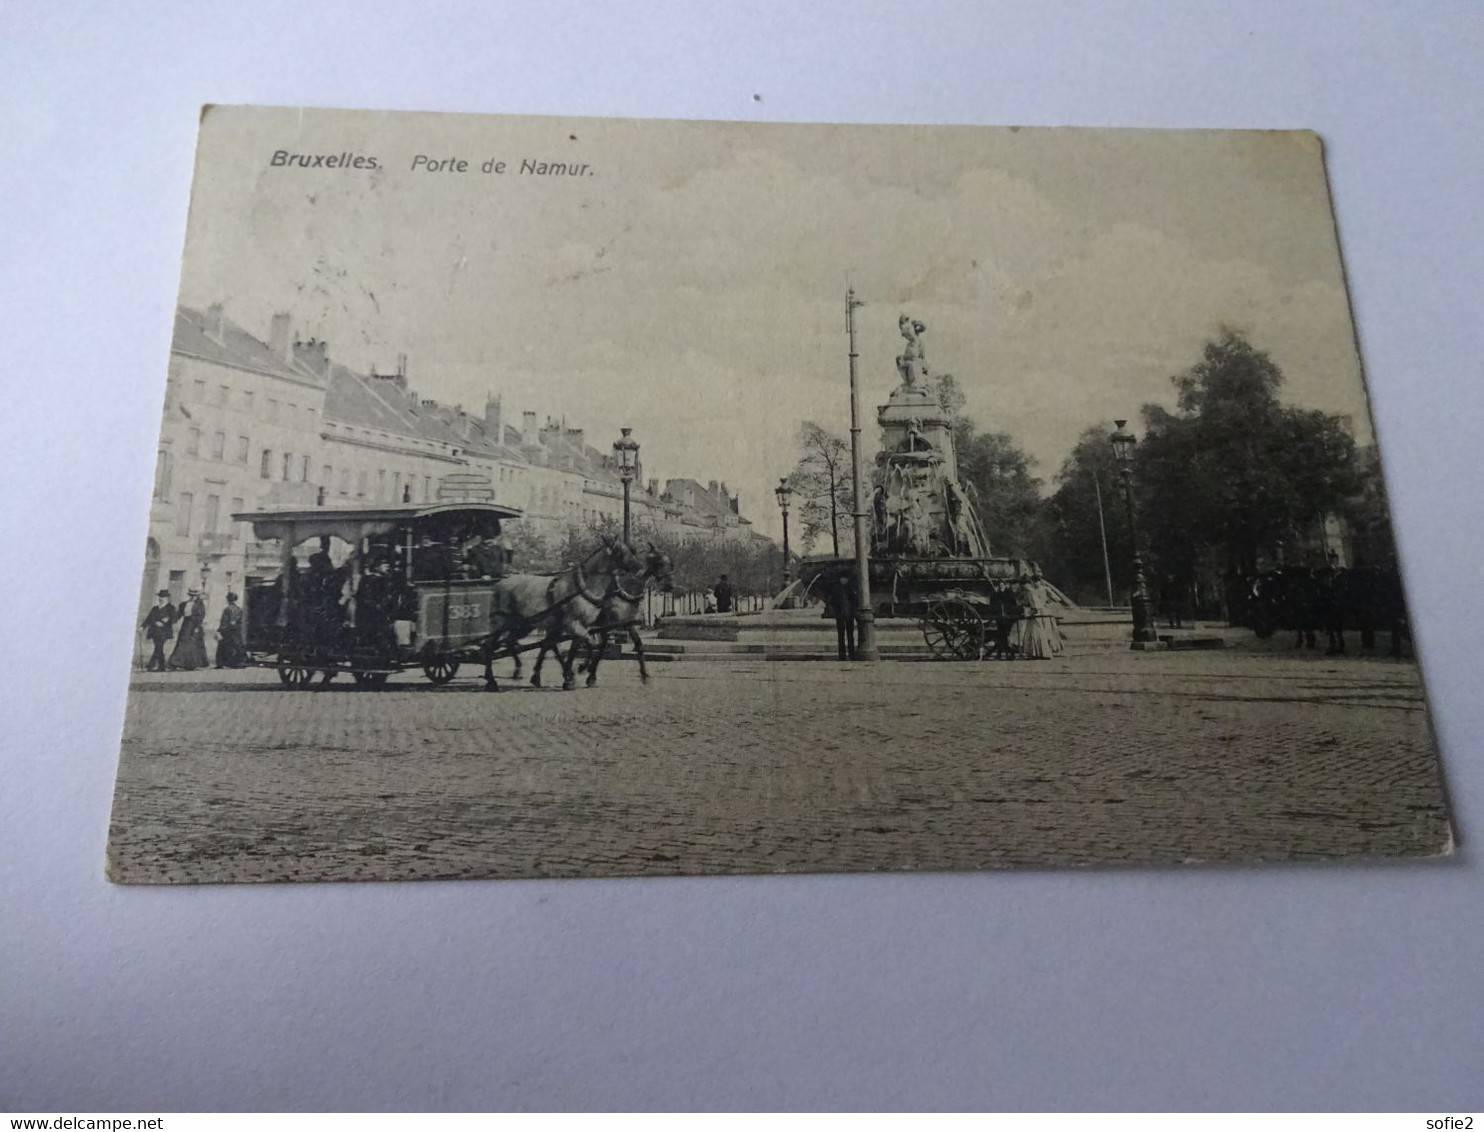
[1110,419,1158,645]
[612,427,640,545]
[774,477,794,586]
[846,287,878,661]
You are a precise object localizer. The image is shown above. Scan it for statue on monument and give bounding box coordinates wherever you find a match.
[896,314,928,388]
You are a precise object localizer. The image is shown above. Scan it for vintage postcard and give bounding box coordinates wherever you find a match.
[107,105,1452,884]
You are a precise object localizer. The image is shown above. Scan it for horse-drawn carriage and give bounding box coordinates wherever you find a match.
[235,501,523,687]
[234,501,673,690]
[1245,564,1410,656]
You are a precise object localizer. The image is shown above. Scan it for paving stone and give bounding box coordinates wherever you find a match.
[106,646,1453,884]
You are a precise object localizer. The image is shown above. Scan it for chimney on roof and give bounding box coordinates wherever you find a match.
[205,303,226,345]
[647,478,659,497]
[566,427,584,450]
[268,312,293,364]
[485,395,503,445]
[293,336,330,378]
[708,480,719,496]
[373,361,407,391]
[522,410,537,438]
[730,494,739,515]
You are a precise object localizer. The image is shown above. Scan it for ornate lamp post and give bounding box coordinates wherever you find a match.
[774,477,794,585]
[612,427,640,544]
[1110,419,1157,644]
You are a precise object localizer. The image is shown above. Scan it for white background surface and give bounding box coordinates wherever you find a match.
[3,0,1481,1112]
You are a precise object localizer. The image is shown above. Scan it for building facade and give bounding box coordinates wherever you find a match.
[139,306,769,615]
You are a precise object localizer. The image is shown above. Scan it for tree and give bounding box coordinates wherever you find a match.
[929,373,1042,558]
[1038,424,1133,606]
[954,428,1042,557]
[1137,331,1361,578]
[790,421,852,556]
[1341,445,1399,567]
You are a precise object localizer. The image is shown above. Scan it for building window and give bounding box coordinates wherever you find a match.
[356,471,368,498]
[217,384,230,407]
[191,379,206,402]
[211,431,225,461]
[339,469,351,496]
[423,476,432,501]
[321,464,333,487]
[282,452,292,481]
[305,407,316,430]
[268,399,279,423]
[301,455,311,482]
[186,428,200,456]
[175,492,193,537]
[230,496,244,537]
[153,449,173,501]
[377,470,386,499]
[392,472,402,501]
[260,450,272,479]
[243,391,254,415]
[237,436,249,463]
[204,494,220,535]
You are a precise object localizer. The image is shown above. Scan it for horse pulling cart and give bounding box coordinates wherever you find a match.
[234,501,524,688]
[235,501,674,691]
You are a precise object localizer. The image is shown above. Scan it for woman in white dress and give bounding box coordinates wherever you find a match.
[1025,572,1064,658]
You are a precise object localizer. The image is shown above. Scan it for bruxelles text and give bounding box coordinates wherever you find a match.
[266,150,595,178]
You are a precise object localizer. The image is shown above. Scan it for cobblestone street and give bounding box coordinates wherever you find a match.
[107,644,1453,884]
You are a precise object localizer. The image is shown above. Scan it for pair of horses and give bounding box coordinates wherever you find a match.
[1248,565,1411,657]
[480,537,674,691]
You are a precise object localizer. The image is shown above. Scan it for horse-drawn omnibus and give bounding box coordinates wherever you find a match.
[233,500,522,688]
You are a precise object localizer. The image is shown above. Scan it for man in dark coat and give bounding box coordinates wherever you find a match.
[821,567,859,660]
[714,574,734,614]
[353,559,403,657]
[141,589,179,671]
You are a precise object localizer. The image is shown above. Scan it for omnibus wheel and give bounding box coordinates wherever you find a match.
[422,656,460,684]
[277,656,315,688]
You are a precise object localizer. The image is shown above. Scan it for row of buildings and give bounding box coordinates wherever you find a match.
[142,304,767,612]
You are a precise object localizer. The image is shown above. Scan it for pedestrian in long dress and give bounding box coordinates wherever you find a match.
[214,592,246,668]
[168,588,209,670]
[1026,575,1064,658]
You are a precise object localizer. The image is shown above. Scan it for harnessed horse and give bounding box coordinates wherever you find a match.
[563,544,674,688]
[480,537,644,691]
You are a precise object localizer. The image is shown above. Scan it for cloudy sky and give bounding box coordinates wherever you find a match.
[178,107,1371,539]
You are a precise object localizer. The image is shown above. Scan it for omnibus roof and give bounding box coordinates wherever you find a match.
[231,501,523,544]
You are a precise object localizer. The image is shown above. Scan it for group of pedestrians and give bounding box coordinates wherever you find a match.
[701,575,734,614]
[140,587,245,671]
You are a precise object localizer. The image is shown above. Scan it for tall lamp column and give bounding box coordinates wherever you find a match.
[613,427,640,545]
[1110,419,1157,645]
[775,477,793,587]
[846,287,878,660]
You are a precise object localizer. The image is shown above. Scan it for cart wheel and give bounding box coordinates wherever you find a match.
[922,597,986,661]
[277,656,315,688]
[352,671,390,688]
[422,656,460,685]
